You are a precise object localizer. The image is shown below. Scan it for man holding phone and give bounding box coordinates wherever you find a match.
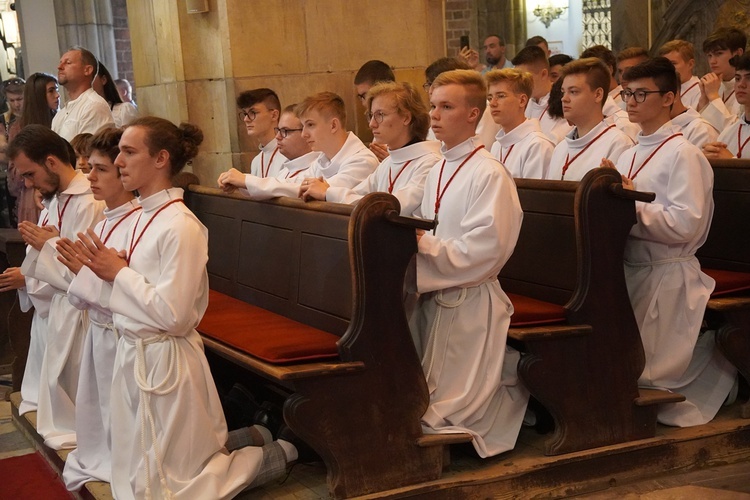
[459,34,513,74]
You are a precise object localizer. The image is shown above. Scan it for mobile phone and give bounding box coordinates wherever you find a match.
[460,35,470,50]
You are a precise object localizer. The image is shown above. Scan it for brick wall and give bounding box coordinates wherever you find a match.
[112,0,134,85]
[445,0,474,56]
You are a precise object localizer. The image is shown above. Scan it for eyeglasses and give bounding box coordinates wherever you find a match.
[2,78,24,88]
[619,89,666,103]
[422,82,432,92]
[238,109,257,121]
[274,127,303,138]
[365,110,392,123]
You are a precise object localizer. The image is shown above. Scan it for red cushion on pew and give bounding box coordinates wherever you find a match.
[507,292,566,327]
[198,289,340,364]
[703,268,750,297]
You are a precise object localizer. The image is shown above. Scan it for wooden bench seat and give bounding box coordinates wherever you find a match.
[507,292,566,327]
[198,289,340,364]
[499,168,684,456]
[703,268,750,297]
[185,188,470,499]
[698,159,750,418]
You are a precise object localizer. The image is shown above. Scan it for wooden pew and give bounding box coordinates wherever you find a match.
[698,159,750,418]
[0,229,32,392]
[185,187,469,499]
[500,168,684,455]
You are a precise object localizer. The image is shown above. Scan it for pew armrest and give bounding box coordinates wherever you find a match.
[385,211,436,231]
[508,324,592,342]
[609,183,656,203]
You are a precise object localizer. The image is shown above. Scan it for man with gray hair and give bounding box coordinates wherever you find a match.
[51,46,114,141]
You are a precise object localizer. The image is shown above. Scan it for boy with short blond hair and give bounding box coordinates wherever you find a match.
[411,69,529,458]
[659,40,701,109]
[485,68,554,179]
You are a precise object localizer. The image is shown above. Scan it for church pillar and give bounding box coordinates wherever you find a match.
[126,0,445,185]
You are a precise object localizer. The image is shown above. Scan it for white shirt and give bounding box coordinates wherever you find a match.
[701,78,741,132]
[412,136,528,457]
[51,88,115,141]
[671,107,719,149]
[304,131,379,188]
[250,138,287,178]
[717,112,750,158]
[602,96,640,141]
[614,123,732,427]
[490,119,555,179]
[548,120,633,181]
[112,102,139,128]
[525,92,573,144]
[326,140,441,215]
[681,76,701,110]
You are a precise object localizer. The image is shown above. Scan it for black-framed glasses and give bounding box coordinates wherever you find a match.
[619,89,665,103]
[274,127,303,138]
[422,82,432,92]
[2,78,24,88]
[238,109,257,121]
[365,110,392,123]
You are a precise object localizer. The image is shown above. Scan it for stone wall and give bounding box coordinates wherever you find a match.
[111,0,133,83]
[445,0,474,56]
[127,0,445,185]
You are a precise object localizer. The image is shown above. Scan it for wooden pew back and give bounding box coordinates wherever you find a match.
[698,159,750,272]
[186,187,353,335]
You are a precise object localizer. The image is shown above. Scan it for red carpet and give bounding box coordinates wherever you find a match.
[0,452,72,499]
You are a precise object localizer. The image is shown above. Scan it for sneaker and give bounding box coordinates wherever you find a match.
[277,424,319,463]
[724,375,740,407]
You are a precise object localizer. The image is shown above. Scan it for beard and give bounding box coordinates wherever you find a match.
[39,168,61,202]
[486,54,501,66]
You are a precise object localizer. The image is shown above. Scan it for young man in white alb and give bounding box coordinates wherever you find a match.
[10,126,105,450]
[547,58,632,181]
[300,81,440,216]
[512,46,573,144]
[603,57,736,427]
[660,39,702,110]
[58,127,141,491]
[423,57,501,149]
[485,68,554,179]
[237,88,288,178]
[410,69,529,457]
[668,84,719,149]
[703,54,750,159]
[698,27,746,132]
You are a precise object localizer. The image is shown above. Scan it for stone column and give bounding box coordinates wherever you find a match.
[54,0,118,76]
